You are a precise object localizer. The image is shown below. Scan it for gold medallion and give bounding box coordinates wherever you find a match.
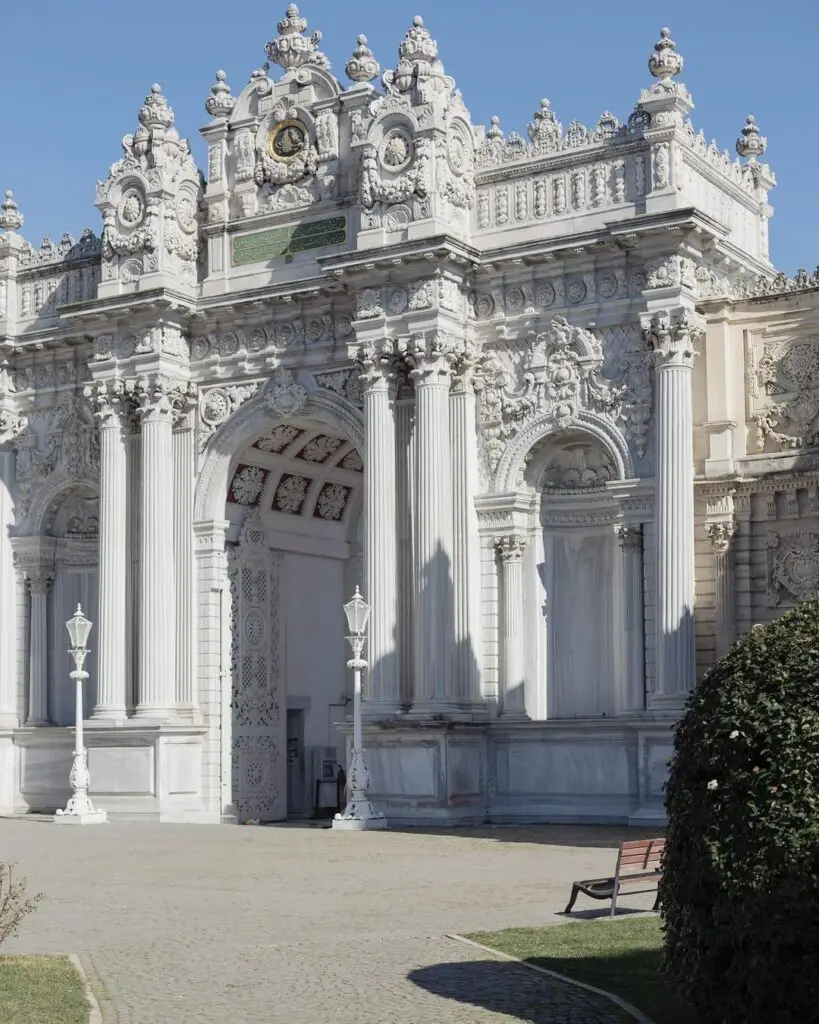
[267,119,308,162]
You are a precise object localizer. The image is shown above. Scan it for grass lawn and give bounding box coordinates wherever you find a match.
[0,955,89,1024]
[466,916,696,1024]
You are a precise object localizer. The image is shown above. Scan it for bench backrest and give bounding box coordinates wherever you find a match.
[615,838,665,878]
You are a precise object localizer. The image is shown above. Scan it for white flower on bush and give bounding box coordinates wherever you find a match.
[707,779,719,791]
[729,730,740,740]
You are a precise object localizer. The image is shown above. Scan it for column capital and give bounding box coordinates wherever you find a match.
[451,340,490,395]
[25,569,54,595]
[348,338,399,392]
[494,533,528,563]
[86,378,131,429]
[130,374,187,424]
[614,522,643,549]
[705,520,737,555]
[641,308,704,366]
[0,407,26,446]
[171,381,199,429]
[406,331,459,385]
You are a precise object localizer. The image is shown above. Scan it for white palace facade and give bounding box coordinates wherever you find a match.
[2,9,819,825]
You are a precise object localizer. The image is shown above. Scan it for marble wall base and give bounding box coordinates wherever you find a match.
[5,724,217,823]
[338,717,675,827]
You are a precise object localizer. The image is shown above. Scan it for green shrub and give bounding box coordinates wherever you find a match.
[661,600,819,1023]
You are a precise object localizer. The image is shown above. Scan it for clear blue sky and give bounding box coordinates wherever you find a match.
[3,1,816,273]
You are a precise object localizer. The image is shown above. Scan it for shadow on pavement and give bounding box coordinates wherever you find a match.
[390,823,665,850]
[407,957,629,1023]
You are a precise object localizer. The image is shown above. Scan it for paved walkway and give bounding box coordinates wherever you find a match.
[0,820,658,1023]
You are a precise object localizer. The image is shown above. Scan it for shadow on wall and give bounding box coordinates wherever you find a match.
[369,541,482,711]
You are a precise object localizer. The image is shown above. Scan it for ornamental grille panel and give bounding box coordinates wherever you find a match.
[228,510,286,821]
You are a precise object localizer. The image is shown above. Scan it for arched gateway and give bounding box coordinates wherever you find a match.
[0,11,799,827]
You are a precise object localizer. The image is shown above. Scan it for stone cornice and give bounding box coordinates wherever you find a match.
[318,234,481,279]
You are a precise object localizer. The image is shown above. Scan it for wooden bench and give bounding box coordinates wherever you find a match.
[564,838,664,917]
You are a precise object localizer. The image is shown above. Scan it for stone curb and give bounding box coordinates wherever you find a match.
[446,933,656,1024]
[68,954,103,1024]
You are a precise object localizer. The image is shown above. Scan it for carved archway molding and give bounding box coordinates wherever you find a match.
[194,374,364,524]
[493,410,634,495]
[16,473,100,538]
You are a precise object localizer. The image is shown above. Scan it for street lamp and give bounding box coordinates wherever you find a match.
[55,605,107,825]
[333,587,387,831]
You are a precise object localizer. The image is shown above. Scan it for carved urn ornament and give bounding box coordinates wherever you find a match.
[648,27,683,81]
[345,34,380,83]
[736,115,767,162]
[265,4,330,72]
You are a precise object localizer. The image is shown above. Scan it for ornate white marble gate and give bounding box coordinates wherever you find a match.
[228,511,286,821]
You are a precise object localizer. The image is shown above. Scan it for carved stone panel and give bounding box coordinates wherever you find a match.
[228,511,286,822]
[767,529,819,606]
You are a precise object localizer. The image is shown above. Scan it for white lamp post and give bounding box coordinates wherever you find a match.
[55,605,107,825]
[333,587,387,831]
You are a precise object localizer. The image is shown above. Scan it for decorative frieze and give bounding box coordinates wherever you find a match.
[767,530,819,606]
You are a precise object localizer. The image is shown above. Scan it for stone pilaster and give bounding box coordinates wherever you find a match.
[135,376,176,719]
[450,355,483,709]
[26,570,54,725]
[495,534,528,718]
[614,523,646,713]
[733,493,752,639]
[407,333,457,714]
[173,386,198,718]
[194,519,231,819]
[642,308,704,707]
[353,340,400,716]
[705,520,737,659]
[90,382,129,718]
[0,446,19,727]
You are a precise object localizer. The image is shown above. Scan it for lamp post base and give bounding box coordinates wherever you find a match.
[54,809,108,825]
[332,800,388,831]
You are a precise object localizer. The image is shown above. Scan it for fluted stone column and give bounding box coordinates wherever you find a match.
[614,523,646,713]
[357,349,399,716]
[642,309,703,706]
[135,378,176,719]
[450,360,483,708]
[26,570,53,725]
[395,383,415,707]
[408,336,456,714]
[0,447,18,726]
[705,521,737,659]
[496,534,528,718]
[91,383,128,718]
[173,387,198,717]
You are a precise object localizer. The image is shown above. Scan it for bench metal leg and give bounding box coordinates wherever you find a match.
[610,880,619,917]
[564,885,580,914]
[652,889,660,913]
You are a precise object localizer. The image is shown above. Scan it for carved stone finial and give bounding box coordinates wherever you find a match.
[648,27,683,81]
[265,4,331,72]
[0,190,24,232]
[527,99,562,154]
[346,34,380,83]
[487,115,503,140]
[399,15,438,65]
[139,84,175,130]
[205,70,236,118]
[736,114,767,162]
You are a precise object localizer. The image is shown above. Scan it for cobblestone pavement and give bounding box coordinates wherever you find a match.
[0,820,658,1023]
